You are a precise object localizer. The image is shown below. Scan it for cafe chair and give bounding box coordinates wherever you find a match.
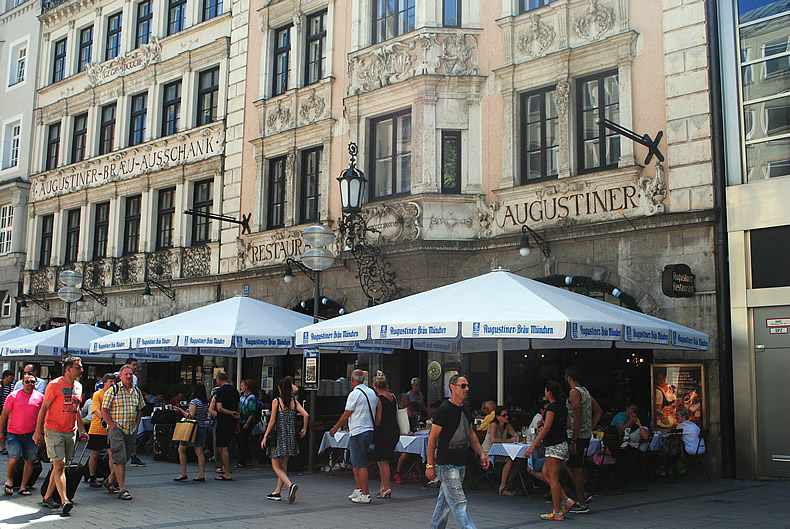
[656,429,684,482]
[589,427,625,495]
[680,429,710,481]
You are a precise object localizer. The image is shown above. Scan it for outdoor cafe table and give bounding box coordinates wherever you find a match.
[395,431,430,461]
[319,431,351,472]
[488,438,603,460]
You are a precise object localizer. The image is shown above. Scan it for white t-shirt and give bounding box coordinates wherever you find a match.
[528,412,542,430]
[345,384,378,436]
[678,420,705,454]
[626,426,650,451]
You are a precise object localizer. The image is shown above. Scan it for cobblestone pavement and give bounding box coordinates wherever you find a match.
[1,454,788,528]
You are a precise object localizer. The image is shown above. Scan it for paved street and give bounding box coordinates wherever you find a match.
[1,454,788,529]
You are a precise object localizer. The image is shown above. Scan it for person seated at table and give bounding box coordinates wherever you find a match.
[429,400,442,417]
[394,401,422,484]
[676,407,705,455]
[169,392,184,407]
[529,400,548,430]
[482,406,519,495]
[406,377,429,417]
[611,402,640,435]
[476,400,496,431]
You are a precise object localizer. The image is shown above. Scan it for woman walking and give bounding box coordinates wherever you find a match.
[174,384,210,482]
[524,380,574,521]
[262,376,308,503]
[236,379,259,468]
[372,371,399,498]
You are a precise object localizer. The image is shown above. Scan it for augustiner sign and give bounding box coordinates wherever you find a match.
[32,126,224,202]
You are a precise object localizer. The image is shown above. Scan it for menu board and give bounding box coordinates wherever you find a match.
[650,364,705,430]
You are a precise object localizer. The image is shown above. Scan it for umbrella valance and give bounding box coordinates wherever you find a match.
[0,324,116,359]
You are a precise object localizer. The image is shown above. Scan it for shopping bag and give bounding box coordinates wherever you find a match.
[172,419,197,443]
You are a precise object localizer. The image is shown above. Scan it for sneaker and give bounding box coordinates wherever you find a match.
[266,492,282,501]
[348,489,362,500]
[540,510,564,521]
[42,497,60,509]
[562,497,576,514]
[584,494,594,504]
[501,488,517,496]
[350,494,371,504]
[130,456,146,467]
[61,501,74,515]
[569,503,590,514]
[288,483,298,504]
[427,478,441,488]
[394,473,404,485]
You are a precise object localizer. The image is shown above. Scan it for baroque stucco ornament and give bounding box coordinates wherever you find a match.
[86,38,162,87]
[575,0,615,41]
[266,100,292,134]
[639,163,667,214]
[556,79,570,116]
[299,92,325,124]
[431,33,479,75]
[517,15,555,58]
[348,40,418,95]
[363,202,421,244]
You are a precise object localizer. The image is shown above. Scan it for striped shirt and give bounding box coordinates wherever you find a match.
[102,384,145,435]
[190,398,209,422]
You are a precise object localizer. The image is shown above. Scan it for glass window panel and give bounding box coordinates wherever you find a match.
[547,146,559,175]
[583,111,598,139]
[375,159,392,196]
[746,137,790,181]
[527,122,541,150]
[527,151,542,180]
[396,153,411,193]
[546,91,558,119]
[604,74,619,104]
[546,118,558,148]
[584,139,599,167]
[606,134,621,165]
[582,80,598,110]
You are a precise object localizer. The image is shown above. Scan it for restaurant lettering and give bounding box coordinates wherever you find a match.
[249,238,304,263]
[661,264,695,298]
[499,185,639,227]
[33,128,224,202]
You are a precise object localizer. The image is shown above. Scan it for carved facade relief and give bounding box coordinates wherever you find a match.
[299,91,325,124]
[516,15,555,58]
[555,79,570,116]
[433,33,479,75]
[362,202,422,245]
[266,99,293,135]
[86,38,162,87]
[638,163,667,214]
[575,0,615,41]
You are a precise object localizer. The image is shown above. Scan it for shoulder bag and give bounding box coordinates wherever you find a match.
[173,419,198,443]
[266,398,280,448]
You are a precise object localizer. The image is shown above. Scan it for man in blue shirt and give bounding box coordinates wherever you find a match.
[611,402,639,434]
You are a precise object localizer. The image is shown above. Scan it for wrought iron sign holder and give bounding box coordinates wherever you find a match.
[183,209,252,235]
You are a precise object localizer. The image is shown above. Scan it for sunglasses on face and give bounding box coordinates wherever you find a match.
[499,413,508,417]
[457,383,469,389]
[23,380,35,385]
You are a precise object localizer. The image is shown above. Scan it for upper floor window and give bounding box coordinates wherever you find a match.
[267,157,286,229]
[106,13,122,61]
[273,26,291,96]
[39,214,54,267]
[300,148,321,224]
[136,0,153,49]
[521,87,559,183]
[443,0,460,27]
[305,11,326,85]
[2,122,21,169]
[197,67,219,125]
[203,0,222,22]
[64,208,81,264]
[52,38,67,83]
[519,0,556,14]
[71,113,88,164]
[441,131,461,194]
[191,179,213,245]
[168,0,187,36]
[123,195,141,255]
[161,80,181,136]
[0,292,9,318]
[93,202,110,259]
[373,0,415,44]
[370,110,411,199]
[9,44,26,85]
[763,37,790,79]
[46,123,60,171]
[0,205,13,255]
[129,93,148,146]
[78,26,93,72]
[577,71,619,173]
[156,187,175,249]
[99,104,117,155]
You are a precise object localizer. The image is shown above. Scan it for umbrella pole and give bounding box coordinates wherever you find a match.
[236,349,243,389]
[497,338,504,406]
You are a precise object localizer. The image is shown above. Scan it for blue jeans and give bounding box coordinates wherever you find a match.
[430,464,477,529]
[349,430,374,469]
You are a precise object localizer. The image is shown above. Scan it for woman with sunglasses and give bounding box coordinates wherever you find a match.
[524,380,574,521]
[481,406,518,495]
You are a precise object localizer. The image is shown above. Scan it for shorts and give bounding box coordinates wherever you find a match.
[87,433,108,452]
[215,420,235,448]
[108,426,135,464]
[6,432,37,461]
[545,441,570,461]
[44,429,76,462]
[530,456,545,472]
[349,430,374,469]
[566,438,589,468]
[180,423,209,448]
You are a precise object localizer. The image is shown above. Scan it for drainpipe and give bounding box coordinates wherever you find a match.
[705,0,735,479]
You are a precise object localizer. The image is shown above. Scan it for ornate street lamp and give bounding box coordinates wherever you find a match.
[337,143,367,213]
[58,269,83,357]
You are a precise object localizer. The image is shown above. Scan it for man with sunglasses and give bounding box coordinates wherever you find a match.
[426,375,490,529]
[33,356,89,514]
[1,373,44,496]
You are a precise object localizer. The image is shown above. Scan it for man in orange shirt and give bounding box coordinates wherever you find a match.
[33,356,89,515]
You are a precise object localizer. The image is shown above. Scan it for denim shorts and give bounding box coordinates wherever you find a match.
[6,432,37,461]
[349,430,374,469]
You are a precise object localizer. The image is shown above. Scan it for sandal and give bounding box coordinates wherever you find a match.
[118,489,133,500]
[19,488,32,496]
[3,483,12,496]
[375,488,391,498]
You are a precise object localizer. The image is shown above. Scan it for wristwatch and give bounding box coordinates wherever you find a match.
[425,464,434,469]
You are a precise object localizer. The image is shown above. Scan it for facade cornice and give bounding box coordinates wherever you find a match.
[1,0,38,24]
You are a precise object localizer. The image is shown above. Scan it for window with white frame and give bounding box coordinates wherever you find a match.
[0,205,13,255]
[1,292,10,318]
[370,109,412,199]
[2,121,21,169]
[7,38,28,87]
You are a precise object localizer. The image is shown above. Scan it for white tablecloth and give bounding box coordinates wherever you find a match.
[489,438,602,460]
[319,431,350,454]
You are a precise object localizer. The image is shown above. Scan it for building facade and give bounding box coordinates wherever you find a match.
[0,0,39,331]
[716,0,790,480]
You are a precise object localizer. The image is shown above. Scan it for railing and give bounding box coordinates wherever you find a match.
[40,0,67,14]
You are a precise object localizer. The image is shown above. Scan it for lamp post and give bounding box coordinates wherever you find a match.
[296,224,334,472]
[58,270,83,358]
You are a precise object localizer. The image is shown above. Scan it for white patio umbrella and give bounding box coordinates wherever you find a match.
[0,327,36,343]
[296,269,710,404]
[0,323,116,360]
[89,295,315,387]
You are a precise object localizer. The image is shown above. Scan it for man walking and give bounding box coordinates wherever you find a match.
[1,373,44,495]
[565,366,602,514]
[426,375,490,529]
[212,372,239,481]
[33,356,89,514]
[329,369,377,504]
[101,365,145,501]
[14,364,47,394]
[121,358,145,467]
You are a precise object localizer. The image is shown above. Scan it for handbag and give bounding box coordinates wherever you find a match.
[266,399,280,448]
[396,408,410,435]
[172,419,198,443]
